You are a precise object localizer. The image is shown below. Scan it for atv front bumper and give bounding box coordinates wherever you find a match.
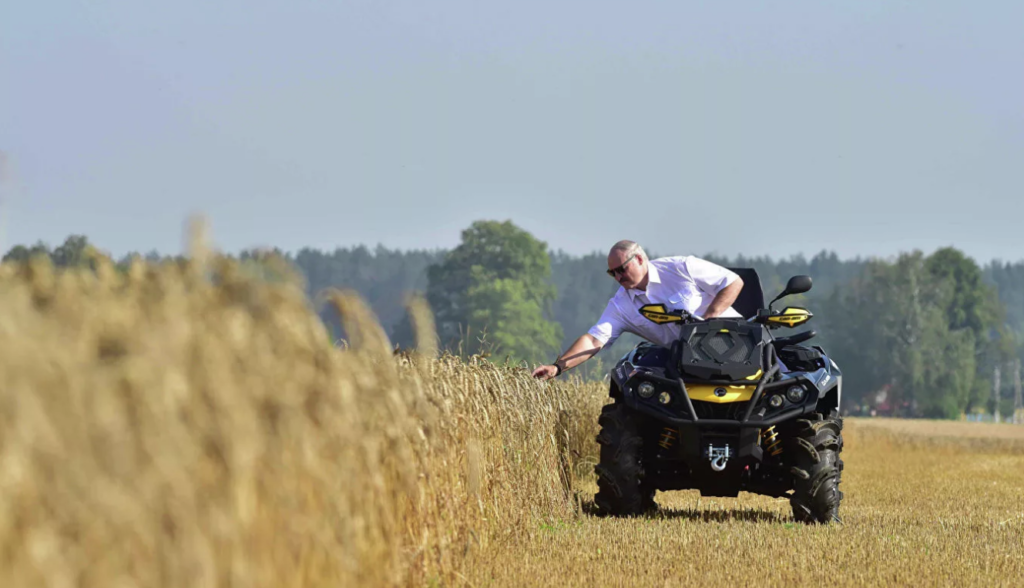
[618,368,816,497]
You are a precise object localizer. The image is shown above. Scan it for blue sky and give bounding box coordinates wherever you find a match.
[2,1,1022,262]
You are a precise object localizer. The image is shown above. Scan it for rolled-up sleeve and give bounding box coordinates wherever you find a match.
[684,257,739,295]
[587,301,625,348]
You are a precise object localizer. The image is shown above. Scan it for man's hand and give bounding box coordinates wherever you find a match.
[532,364,560,380]
[531,334,604,381]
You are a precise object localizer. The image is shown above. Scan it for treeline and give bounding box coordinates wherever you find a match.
[5,223,1024,420]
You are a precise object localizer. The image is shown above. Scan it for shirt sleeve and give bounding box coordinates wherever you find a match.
[684,256,740,296]
[587,300,626,348]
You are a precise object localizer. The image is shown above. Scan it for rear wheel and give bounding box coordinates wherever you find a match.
[593,403,655,516]
[787,410,844,523]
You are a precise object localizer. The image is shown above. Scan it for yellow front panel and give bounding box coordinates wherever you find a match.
[767,307,811,327]
[639,303,683,324]
[686,384,754,403]
[767,314,809,326]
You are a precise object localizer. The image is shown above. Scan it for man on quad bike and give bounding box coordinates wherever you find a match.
[532,240,744,380]
[532,240,844,523]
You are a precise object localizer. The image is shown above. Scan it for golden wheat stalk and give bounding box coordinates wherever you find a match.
[0,248,603,587]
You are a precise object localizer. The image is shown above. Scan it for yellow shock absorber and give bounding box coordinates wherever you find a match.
[658,427,678,450]
[762,426,783,456]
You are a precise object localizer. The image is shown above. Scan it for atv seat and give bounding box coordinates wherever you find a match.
[726,267,765,319]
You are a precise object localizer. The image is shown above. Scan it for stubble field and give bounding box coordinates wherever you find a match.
[1,249,1021,587]
[466,418,1024,587]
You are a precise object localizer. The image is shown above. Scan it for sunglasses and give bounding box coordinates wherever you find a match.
[606,254,638,278]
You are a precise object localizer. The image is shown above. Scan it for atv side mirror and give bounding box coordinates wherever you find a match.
[768,275,813,310]
[784,275,813,296]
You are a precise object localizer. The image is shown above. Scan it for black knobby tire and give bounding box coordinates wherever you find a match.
[787,410,844,523]
[593,403,655,516]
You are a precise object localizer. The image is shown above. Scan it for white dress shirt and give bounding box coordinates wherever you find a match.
[587,256,742,349]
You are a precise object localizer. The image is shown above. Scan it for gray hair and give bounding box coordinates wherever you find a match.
[610,240,646,261]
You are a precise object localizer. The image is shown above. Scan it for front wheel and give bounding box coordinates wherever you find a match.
[787,410,844,523]
[593,403,655,516]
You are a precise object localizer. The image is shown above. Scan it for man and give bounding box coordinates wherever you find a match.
[532,240,744,380]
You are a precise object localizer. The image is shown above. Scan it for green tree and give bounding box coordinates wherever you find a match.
[51,235,93,267]
[925,247,1001,336]
[463,276,563,362]
[986,260,1024,345]
[2,235,112,268]
[423,220,562,363]
[819,249,1004,418]
[925,247,1013,413]
[2,241,51,263]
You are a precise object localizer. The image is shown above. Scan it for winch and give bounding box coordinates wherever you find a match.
[707,443,732,472]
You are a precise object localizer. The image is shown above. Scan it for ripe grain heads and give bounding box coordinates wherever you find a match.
[326,288,393,358]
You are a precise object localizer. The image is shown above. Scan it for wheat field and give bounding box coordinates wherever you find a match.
[1,248,1022,587]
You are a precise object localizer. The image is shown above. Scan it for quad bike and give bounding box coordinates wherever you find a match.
[594,271,844,523]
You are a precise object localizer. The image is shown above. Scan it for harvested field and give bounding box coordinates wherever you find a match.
[465,417,1024,587]
[1,251,1022,587]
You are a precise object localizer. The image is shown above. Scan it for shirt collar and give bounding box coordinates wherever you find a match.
[627,262,661,300]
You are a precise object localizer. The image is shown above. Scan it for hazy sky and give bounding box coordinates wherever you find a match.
[2,1,1022,262]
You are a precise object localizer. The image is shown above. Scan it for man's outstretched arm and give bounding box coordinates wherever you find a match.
[702,277,744,319]
[532,334,604,380]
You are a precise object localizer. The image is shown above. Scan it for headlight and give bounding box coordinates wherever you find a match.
[768,394,784,408]
[658,392,672,405]
[638,382,656,399]
[786,385,806,403]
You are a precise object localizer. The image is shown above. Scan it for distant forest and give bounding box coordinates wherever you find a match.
[5,230,1024,420]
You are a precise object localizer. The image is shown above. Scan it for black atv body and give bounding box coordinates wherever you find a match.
[594,271,845,523]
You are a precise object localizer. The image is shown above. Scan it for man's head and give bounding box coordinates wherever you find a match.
[607,240,648,289]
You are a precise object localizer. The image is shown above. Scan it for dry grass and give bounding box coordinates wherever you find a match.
[1,248,1022,587]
